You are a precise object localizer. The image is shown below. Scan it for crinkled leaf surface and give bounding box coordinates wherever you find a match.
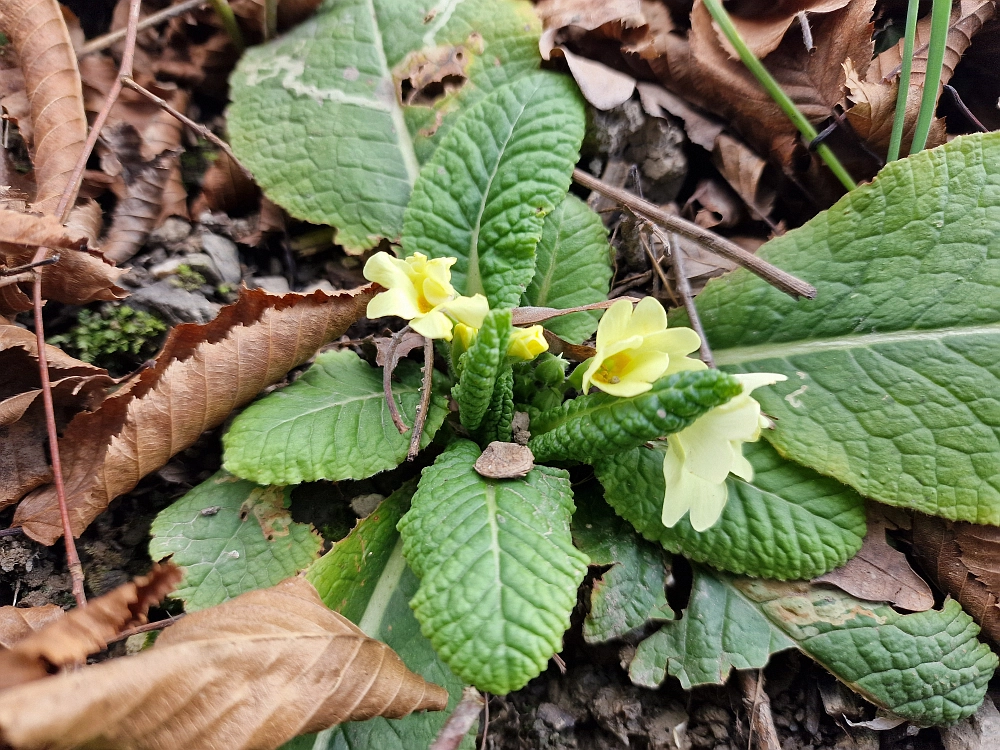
[454,308,510,431]
[301,486,473,750]
[529,369,741,463]
[631,566,998,726]
[224,350,447,485]
[228,0,541,252]
[522,194,613,344]
[676,133,1000,524]
[402,71,585,308]
[149,471,322,611]
[399,440,588,694]
[594,441,866,580]
[572,487,673,644]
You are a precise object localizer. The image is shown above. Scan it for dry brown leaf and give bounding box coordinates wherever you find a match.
[816,505,934,612]
[0,208,86,253]
[550,46,637,110]
[475,441,535,479]
[723,0,851,58]
[0,0,87,215]
[712,134,776,219]
[195,150,261,217]
[0,576,448,750]
[0,606,63,650]
[912,514,1000,645]
[64,199,106,250]
[100,124,182,264]
[636,82,725,151]
[0,562,182,691]
[685,178,744,228]
[537,0,645,57]
[14,285,376,545]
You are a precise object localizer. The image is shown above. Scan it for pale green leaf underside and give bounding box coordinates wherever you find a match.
[675,133,1000,524]
[399,440,589,694]
[223,350,447,485]
[523,194,613,343]
[402,71,586,308]
[594,441,866,580]
[631,567,997,727]
[300,486,471,750]
[228,0,541,252]
[572,488,673,644]
[149,471,321,611]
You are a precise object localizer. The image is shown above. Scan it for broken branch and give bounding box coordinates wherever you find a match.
[407,336,435,460]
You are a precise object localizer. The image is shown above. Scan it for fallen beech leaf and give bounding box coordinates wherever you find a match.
[0,0,87,215]
[511,299,629,326]
[550,46,636,110]
[912,514,1000,645]
[816,505,933,612]
[100,123,182,264]
[194,150,260,217]
[636,82,725,151]
[0,562,182,691]
[536,0,645,58]
[686,178,744,229]
[474,441,535,479]
[0,606,63,649]
[541,329,596,362]
[374,329,425,368]
[712,133,776,219]
[64,199,105,249]
[722,0,851,58]
[14,285,375,545]
[0,577,449,750]
[0,207,86,253]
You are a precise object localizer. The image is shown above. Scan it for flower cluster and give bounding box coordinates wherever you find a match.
[363,252,488,340]
[582,297,784,532]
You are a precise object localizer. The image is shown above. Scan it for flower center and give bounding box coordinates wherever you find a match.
[596,352,632,385]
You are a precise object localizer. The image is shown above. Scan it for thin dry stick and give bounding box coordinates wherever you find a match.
[106,613,186,646]
[383,325,413,433]
[78,0,208,57]
[122,77,252,178]
[480,694,490,750]
[737,670,781,750]
[660,229,714,368]
[407,336,435,460]
[572,169,816,300]
[429,687,485,750]
[0,527,23,539]
[26,0,144,608]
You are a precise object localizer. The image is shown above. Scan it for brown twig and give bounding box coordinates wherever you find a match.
[407,336,435,460]
[383,326,413,433]
[572,169,816,300]
[737,670,781,750]
[480,694,490,750]
[106,613,186,646]
[78,0,208,57]
[659,229,715,368]
[429,687,485,750]
[121,77,253,178]
[0,527,24,539]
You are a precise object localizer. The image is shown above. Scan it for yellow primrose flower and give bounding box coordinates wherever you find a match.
[660,372,787,532]
[507,325,549,361]
[363,251,488,340]
[581,297,704,398]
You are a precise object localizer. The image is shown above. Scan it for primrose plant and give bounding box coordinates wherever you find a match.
[149,1,1000,744]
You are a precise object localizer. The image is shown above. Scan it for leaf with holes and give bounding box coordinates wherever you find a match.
[149,471,322,611]
[401,71,585,308]
[223,349,448,485]
[673,132,1000,524]
[593,441,866,580]
[523,194,613,344]
[228,0,542,252]
[398,440,588,694]
[630,565,997,727]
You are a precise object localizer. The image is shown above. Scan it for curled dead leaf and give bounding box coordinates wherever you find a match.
[0,562,182,691]
[0,0,87,215]
[721,0,851,58]
[475,441,535,479]
[14,285,376,545]
[0,576,448,750]
[0,605,63,649]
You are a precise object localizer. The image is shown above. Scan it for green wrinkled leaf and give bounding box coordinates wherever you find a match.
[454,308,511,431]
[399,440,588,694]
[402,72,585,308]
[229,0,541,252]
[572,487,673,644]
[631,566,998,727]
[594,441,866,580]
[477,364,514,443]
[522,194,613,344]
[148,471,322,611]
[298,485,472,750]
[676,132,1000,524]
[223,350,447,485]
[529,369,742,463]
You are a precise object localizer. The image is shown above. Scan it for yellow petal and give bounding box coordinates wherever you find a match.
[411,309,455,340]
[687,481,729,531]
[508,326,549,361]
[730,444,754,482]
[453,323,478,351]
[664,355,708,376]
[627,296,668,337]
[422,275,456,307]
[444,294,489,329]
[589,377,652,397]
[367,287,422,321]
[675,414,740,484]
[733,372,788,393]
[618,349,670,384]
[595,298,634,349]
[661,443,694,528]
[364,252,414,290]
[643,327,702,357]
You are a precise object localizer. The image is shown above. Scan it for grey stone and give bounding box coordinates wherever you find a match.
[200,232,242,285]
[129,280,220,324]
[941,696,1000,750]
[149,253,222,283]
[147,217,192,247]
[250,275,291,294]
[537,703,576,732]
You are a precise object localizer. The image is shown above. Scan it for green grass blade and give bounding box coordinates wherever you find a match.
[910,0,951,153]
[886,0,920,162]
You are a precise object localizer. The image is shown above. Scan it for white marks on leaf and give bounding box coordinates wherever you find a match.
[785,385,809,409]
[422,0,467,48]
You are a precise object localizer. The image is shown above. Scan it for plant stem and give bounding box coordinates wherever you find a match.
[208,0,244,53]
[407,337,435,460]
[886,0,920,162]
[910,0,951,153]
[382,326,413,433]
[78,0,208,58]
[659,229,715,368]
[701,0,856,191]
[263,0,278,40]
